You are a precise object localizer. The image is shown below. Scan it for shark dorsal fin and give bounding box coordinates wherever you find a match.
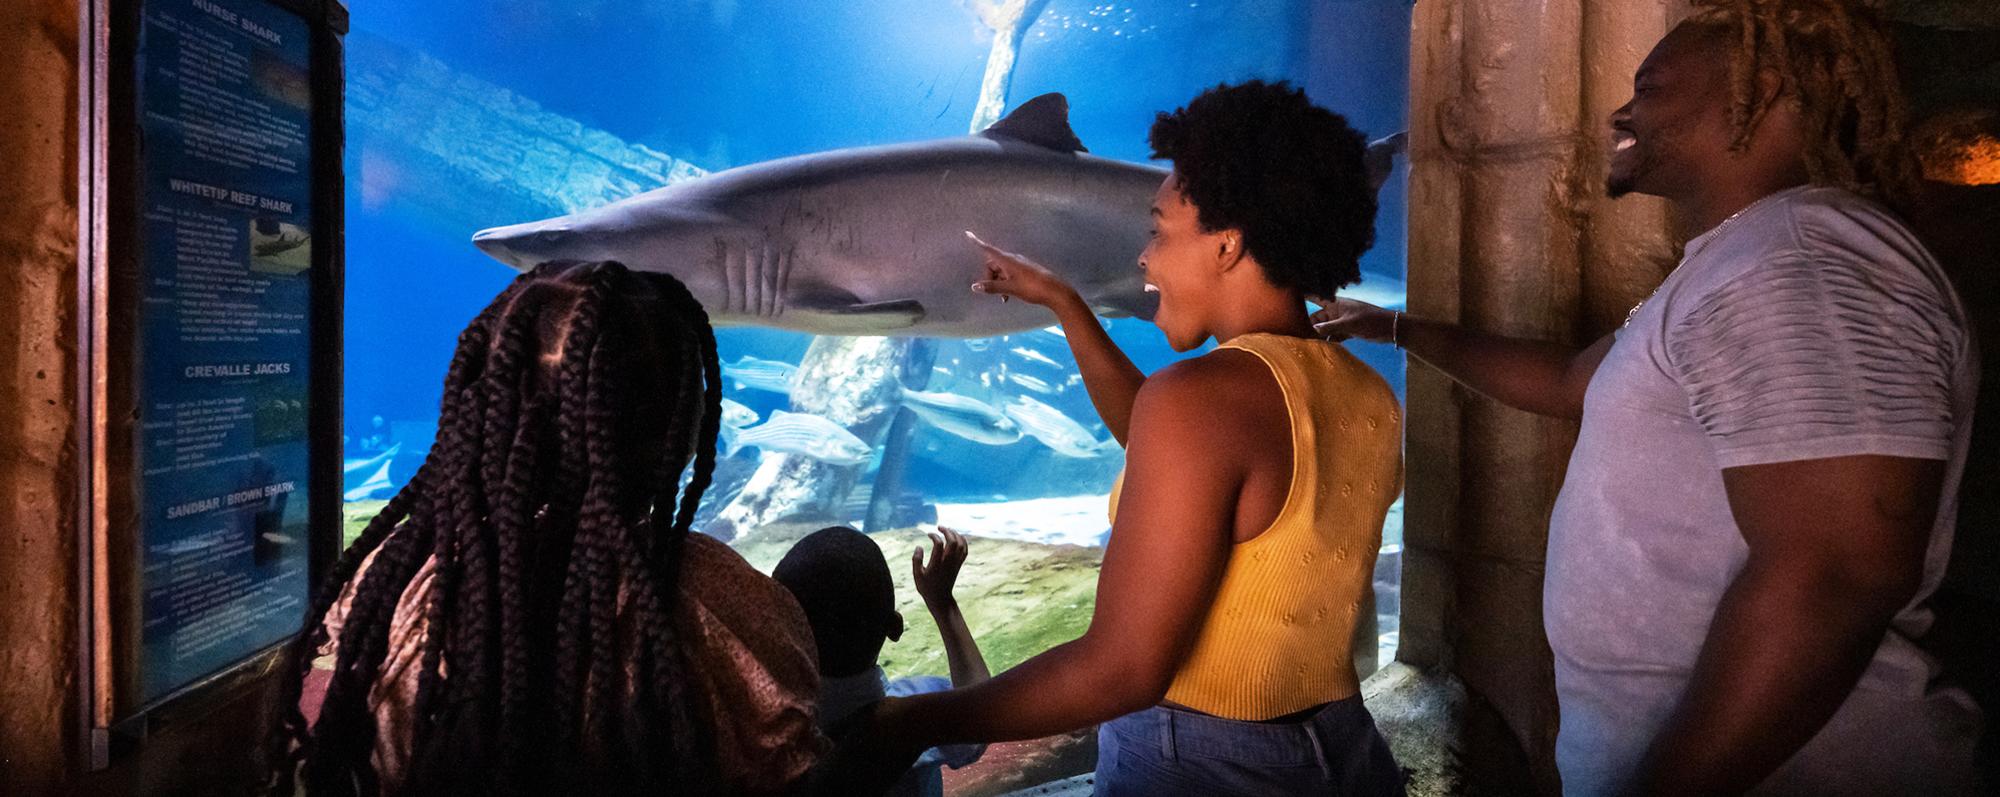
[980,93,1088,153]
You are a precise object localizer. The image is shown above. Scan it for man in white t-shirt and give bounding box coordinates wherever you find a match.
[1316,1,1980,794]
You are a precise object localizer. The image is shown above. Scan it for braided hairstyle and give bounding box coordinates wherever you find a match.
[1687,0,1923,207]
[268,261,725,796]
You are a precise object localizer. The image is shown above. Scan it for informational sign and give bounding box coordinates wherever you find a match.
[131,0,318,705]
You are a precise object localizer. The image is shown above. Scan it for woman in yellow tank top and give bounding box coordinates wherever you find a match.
[836,81,1405,796]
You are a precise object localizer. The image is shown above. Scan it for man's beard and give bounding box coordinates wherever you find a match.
[1606,171,1638,199]
[1606,135,1670,199]
[1606,152,1646,198]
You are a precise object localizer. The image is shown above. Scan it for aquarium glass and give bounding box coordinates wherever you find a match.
[343,1,1409,788]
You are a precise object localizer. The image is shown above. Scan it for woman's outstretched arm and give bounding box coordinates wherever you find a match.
[968,233,1147,444]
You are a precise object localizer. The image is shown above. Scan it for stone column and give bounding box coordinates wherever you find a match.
[0,0,83,788]
[1402,1,1687,792]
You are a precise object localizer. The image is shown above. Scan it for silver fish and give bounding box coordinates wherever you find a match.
[719,397,759,428]
[1007,372,1057,395]
[1010,346,1064,369]
[724,410,874,466]
[722,355,798,395]
[1003,396,1114,458]
[342,443,400,501]
[900,388,1022,446]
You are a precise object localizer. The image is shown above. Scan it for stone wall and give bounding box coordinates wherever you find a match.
[1402,1,1690,792]
[0,0,83,788]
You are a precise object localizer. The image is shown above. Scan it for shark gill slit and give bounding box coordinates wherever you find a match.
[714,238,736,315]
[738,242,753,318]
[776,244,791,318]
[761,242,778,319]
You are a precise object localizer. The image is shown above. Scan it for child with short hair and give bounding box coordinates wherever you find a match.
[774,526,990,797]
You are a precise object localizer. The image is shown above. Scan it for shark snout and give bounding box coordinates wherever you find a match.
[471,222,577,269]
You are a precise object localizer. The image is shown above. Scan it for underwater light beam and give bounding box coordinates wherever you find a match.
[966,0,1055,133]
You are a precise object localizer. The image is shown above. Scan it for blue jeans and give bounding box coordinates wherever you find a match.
[1093,697,1405,796]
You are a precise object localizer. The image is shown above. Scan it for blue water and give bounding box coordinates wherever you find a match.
[342,0,1411,540]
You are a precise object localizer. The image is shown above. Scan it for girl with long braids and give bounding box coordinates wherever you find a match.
[270,261,824,796]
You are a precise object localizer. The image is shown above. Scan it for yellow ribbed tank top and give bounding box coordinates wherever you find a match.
[1108,333,1403,720]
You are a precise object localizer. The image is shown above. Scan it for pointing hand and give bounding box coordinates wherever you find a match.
[966,231,1081,310]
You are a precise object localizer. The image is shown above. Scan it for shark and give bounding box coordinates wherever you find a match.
[473,94,1406,337]
[474,93,1164,337]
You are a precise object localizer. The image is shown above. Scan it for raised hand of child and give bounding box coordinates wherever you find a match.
[912,526,969,610]
[912,526,990,687]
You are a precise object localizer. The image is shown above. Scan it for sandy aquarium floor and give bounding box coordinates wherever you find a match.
[345,495,1403,677]
[340,501,1106,680]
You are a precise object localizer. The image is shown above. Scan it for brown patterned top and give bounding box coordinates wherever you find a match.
[305,532,825,794]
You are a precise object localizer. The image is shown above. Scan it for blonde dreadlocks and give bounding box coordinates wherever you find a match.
[1687,0,1923,207]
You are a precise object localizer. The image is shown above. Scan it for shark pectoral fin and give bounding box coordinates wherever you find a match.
[794,298,927,332]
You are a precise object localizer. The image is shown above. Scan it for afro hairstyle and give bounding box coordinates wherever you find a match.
[1148,79,1377,298]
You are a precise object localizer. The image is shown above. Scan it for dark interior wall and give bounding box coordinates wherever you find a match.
[1889,3,2000,782]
